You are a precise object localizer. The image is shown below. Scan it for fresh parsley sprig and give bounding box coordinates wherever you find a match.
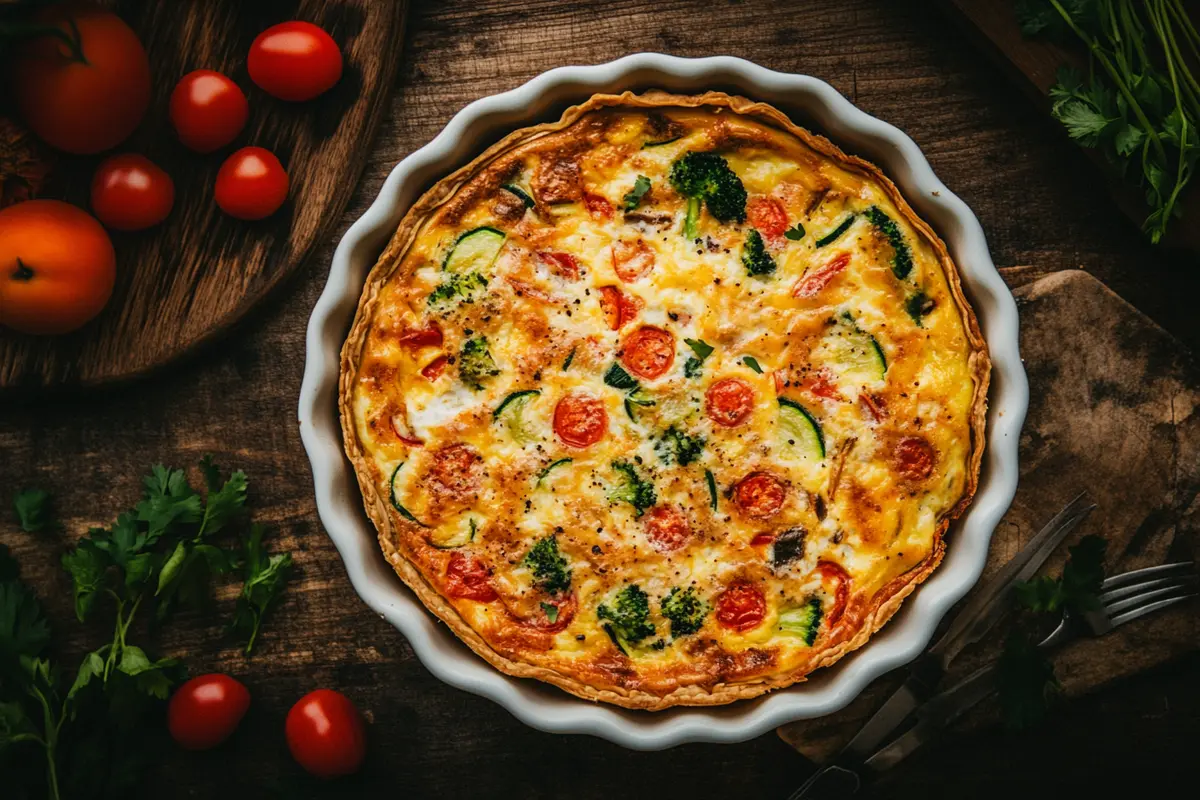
[996,534,1107,730]
[1017,0,1200,243]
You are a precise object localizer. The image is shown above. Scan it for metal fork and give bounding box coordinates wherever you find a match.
[861,560,1198,771]
[788,560,1198,798]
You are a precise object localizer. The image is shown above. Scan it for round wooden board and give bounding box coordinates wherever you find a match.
[0,0,407,389]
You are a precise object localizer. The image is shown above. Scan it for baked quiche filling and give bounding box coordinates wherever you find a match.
[341,92,988,708]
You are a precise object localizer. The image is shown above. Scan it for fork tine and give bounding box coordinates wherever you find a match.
[1100,573,1200,604]
[1109,593,1196,628]
[1100,561,1194,591]
[1105,582,1197,617]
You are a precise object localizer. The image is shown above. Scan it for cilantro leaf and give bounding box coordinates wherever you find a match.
[229,524,293,655]
[622,175,651,211]
[683,338,714,378]
[13,488,53,532]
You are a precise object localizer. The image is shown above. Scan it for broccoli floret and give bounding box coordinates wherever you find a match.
[660,586,709,637]
[778,596,824,646]
[459,336,499,390]
[608,460,656,517]
[598,584,656,651]
[522,535,571,594]
[742,229,777,277]
[669,151,748,238]
[864,206,914,279]
[655,426,704,466]
[427,271,487,308]
[905,289,935,326]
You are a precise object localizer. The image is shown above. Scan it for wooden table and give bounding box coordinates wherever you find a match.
[2,1,1198,796]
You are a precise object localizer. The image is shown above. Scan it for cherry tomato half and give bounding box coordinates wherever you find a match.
[90,154,175,231]
[167,674,251,751]
[169,69,249,153]
[9,6,151,154]
[248,21,343,102]
[286,689,367,779]
[214,147,289,221]
[0,200,115,335]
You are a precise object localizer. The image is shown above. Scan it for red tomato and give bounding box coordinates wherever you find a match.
[733,472,787,520]
[794,252,851,298]
[0,200,115,335]
[167,674,250,751]
[620,326,675,380]
[894,436,936,481]
[169,69,249,153]
[706,378,755,427]
[553,392,608,448]
[396,323,443,348]
[538,251,580,280]
[248,21,343,102]
[214,147,289,221]
[90,154,174,231]
[444,553,498,602]
[818,560,851,626]
[748,196,788,237]
[420,355,448,381]
[611,238,655,282]
[643,504,692,552]
[597,285,641,330]
[716,583,766,632]
[9,6,151,154]
[426,443,483,505]
[286,689,367,779]
[583,192,614,219]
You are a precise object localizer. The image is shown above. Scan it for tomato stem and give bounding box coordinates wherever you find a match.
[0,17,88,65]
[12,258,34,281]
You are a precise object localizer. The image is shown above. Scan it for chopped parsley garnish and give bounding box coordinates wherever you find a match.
[622,175,652,211]
[742,355,764,374]
[683,338,715,378]
[784,223,806,241]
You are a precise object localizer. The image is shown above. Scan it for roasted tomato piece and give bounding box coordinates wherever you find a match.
[583,191,613,219]
[748,196,788,237]
[620,326,675,380]
[553,392,608,448]
[716,582,766,632]
[643,504,692,552]
[734,472,787,519]
[794,252,850,298]
[538,251,581,280]
[706,378,755,427]
[611,238,655,282]
[426,443,483,507]
[818,560,850,625]
[398,323,442,348]
[445,552,498,602]
[894,436,935,481]
[421,355,448,380]
[597,285,643,330]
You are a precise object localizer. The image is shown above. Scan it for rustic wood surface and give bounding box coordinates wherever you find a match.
[941,0,1200,253]
[0,0,407,389]
[2,0,1199,797]
[778,268,1200,763]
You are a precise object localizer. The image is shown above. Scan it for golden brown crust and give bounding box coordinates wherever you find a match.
[339,90,990,710]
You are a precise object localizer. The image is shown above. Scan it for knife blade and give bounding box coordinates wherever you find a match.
[839,493,1094,762]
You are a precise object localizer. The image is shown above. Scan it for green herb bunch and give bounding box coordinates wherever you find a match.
[1,458,292,799]
[996,534,1106,730]
[1017,0,1200,242]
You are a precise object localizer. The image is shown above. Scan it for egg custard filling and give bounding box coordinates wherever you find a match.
[340,91,989,709]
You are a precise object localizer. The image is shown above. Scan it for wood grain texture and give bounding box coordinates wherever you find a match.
[940,0,1200,253]
[0,0,406,389]
[778,268,1200,762]
[0,1,1199,797]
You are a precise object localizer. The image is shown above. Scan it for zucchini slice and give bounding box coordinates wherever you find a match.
[536,457,572,486]
[778,398,825,459]
[642,135,681,148]
[389,463,429,527]
[429,516,477,549]
[778,596,824,645]
[493,389,540,443]
[443,226,506,274]
[816,324,887,387]
[705,469,718,511]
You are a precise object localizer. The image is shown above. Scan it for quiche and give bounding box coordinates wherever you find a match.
[339,91,989,709]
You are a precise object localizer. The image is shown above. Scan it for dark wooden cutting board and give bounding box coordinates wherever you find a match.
[779,268,1200,762]
[0,0,407,389]
[938,0,1200,254]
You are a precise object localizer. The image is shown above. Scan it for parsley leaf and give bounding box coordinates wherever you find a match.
[622,175,651,211]
[13,489,53,532]
[742,355,764,374]
[229,524,293,655]
[784,223,806,241]
[1014,535,1107,613]
[683,338,714,378]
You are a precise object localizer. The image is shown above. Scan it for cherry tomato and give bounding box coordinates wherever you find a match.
[716,583,767,632]
[248,21,343,102]
[643,504,692,552]
[169,69,249,153]
[818,560,851,626]
[214,147,289,221]
[167,674,251,751]
[706,378,755,427]
[9,6,151,154]
[733,472,787,520]
[90,154,174,231]
[0,200,115,335]
[553,392,608,448]
[597,285,640,330]
[894,436,936,481]
[286,689,367,779]
[444,553,498,602]
[620,326,675,380]
[748,196,788,237]
[611,238,655,282]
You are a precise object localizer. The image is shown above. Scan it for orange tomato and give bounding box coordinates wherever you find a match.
[9,5,151,154]
[0,200,116,335]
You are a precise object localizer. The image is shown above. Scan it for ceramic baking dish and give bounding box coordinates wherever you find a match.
[298,53,1028,750]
